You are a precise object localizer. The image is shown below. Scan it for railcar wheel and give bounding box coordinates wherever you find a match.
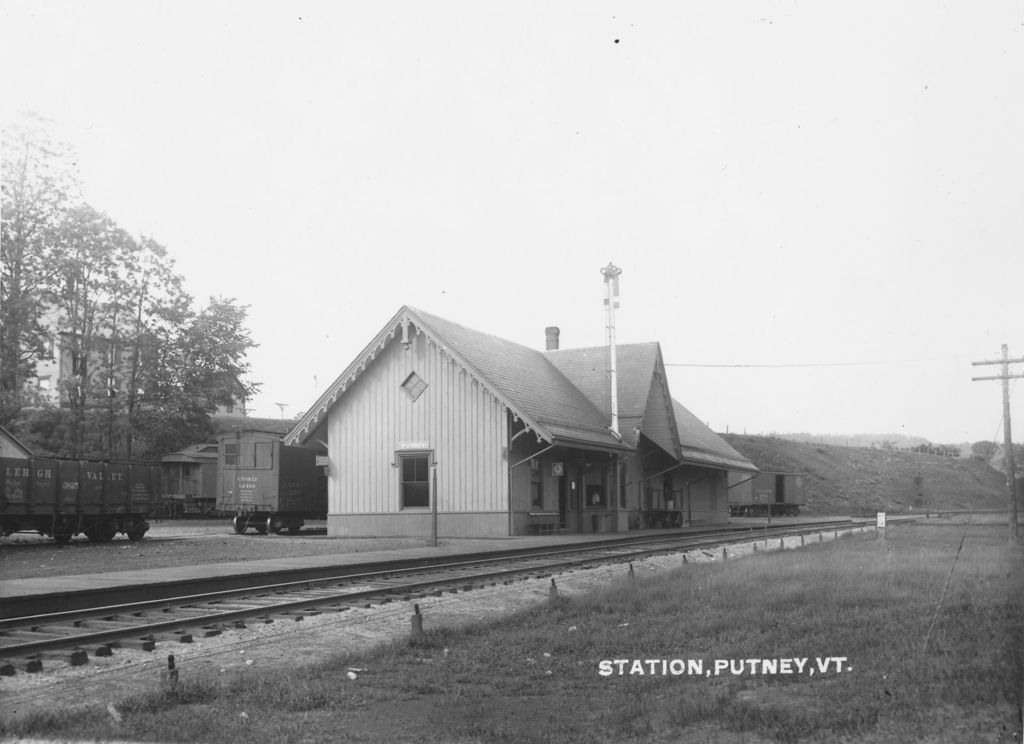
[86,520,117,542]
[53,531,73,544]
[266,516,284,535]
[126,521,148,541]
[233,516,248,534]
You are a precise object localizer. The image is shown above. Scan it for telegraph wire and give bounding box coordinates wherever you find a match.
[664,355,968,369]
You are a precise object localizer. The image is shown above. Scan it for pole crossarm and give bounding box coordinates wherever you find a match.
[972,357,1024,366]
[969,344,1020,544]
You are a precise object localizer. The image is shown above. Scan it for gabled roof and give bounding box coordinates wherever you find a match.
[545,343,681,457]
[414,309,627,450]
[0,425,32,458]
[161,443,219,464]
[287,306,629,452]
[214,416,296,436]
[672,399,758,472]
[286,306,755,475]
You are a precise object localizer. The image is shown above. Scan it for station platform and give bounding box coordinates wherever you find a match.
[0,528,686,605]
[0,516,856,616]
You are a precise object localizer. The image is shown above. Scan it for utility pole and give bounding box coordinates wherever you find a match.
[972,344,1024,544]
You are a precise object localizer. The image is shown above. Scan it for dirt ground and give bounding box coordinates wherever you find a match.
[0,519,440,581]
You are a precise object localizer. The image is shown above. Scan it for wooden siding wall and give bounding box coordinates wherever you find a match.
[623,453,729,526]
[508,436,558,514]
[682,467,728,524]
[508,436,567,534]
[326,331,509,531]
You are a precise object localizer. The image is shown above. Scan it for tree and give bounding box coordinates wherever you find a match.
[3,115,261,461]
[132,297,260,458]
[971,441,999,463]
[49,204,137,456]
[119,236,190,460]
[0,113,81,420]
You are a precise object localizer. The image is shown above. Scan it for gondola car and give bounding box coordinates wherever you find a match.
[0,456,162,542]
[217,430,327,535]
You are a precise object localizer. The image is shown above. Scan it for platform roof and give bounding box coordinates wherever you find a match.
[672,399,758,472]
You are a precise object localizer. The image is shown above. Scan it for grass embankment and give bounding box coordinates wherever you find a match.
[3,523,1021,743]
[722,434,1009,515]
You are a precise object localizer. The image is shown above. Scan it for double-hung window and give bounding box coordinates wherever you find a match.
[400,453,430,508]
[530,459,543,509]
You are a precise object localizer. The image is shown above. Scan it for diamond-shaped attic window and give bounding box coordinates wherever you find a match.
[401,371,428,402]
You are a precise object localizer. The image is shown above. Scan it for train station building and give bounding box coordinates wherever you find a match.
[286,306,755,538]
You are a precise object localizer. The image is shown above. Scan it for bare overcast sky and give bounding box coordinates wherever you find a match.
[2,1,1022,443]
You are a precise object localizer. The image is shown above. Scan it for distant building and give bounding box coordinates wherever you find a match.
[29,325,248,416]
[286,306,756,538]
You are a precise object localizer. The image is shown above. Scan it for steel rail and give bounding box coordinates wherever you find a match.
[0,521,866,662]
[1,519,856,628]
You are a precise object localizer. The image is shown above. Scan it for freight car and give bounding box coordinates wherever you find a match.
[217,430,327,534]
[728,472,804,517]
[160,443,219,517]
[0,456,162,542]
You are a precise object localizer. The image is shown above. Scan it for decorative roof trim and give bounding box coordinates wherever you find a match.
[652,345,684,458]
[286,306,552,446]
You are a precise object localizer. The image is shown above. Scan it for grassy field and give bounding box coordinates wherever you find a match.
[3,522,1021,743]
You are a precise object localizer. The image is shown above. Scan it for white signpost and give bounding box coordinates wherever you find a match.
[877,511,886,541]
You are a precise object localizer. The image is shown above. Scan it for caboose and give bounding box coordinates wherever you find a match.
[216,430,327,534]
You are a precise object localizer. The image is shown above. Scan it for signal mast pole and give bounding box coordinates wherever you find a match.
[602,263,622,437]
[971,344,1024,544]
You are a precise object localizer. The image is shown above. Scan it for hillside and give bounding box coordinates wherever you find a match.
[722,434,1012,515]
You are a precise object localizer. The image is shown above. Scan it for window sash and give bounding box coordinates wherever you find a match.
[399,452,431,508]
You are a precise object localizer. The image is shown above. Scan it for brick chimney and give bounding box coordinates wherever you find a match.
[545,326,560,351]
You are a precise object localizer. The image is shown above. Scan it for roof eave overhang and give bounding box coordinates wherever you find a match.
[550,435,635,455]
[286,306,554,446]
[678,453,759,473]
[160,455,218,464]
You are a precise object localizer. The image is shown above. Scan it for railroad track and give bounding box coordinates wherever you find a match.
[0,519,866,676]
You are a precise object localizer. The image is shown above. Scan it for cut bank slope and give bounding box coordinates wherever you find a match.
[722,434,1010,515]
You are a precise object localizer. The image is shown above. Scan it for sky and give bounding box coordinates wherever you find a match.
[2,1,1022,445]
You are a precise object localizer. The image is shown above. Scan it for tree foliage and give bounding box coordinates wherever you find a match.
[0,114,80,408]
[1,113,260,460]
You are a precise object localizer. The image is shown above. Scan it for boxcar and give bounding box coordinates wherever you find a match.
[728,472,805,517]
[216,431,326,534]
[0,456,162,542]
